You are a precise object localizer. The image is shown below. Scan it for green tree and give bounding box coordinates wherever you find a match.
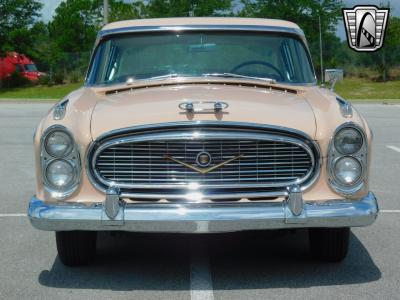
[0,0,42,54]
[145,0,233,17]
[372,16,400,81]
[49,0,102,54]
[109,0,146,22]
[338,16,400,81]
[48,0,148,53]
[27,22,60,73]
[239,0,344,79]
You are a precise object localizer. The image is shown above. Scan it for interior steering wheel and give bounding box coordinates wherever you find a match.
[231,60,284,81]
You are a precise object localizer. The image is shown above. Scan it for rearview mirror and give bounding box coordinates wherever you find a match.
[324,69,343,92]
[188,43,216,53]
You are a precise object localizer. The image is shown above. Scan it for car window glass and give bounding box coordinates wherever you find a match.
[89,32,315,85]
[15,64,23,72]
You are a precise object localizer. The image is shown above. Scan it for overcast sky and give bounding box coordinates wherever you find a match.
[40,0,399,40]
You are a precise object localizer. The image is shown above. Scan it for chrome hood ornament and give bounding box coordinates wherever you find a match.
[179,101,229,113]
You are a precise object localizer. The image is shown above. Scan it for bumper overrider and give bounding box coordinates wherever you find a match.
[28,191,378,233]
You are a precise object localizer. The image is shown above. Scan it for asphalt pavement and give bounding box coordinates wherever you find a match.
[0,103,399,300]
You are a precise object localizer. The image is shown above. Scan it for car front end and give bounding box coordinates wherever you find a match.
[28,18,378,265]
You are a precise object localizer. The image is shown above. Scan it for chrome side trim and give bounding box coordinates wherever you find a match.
[28,192,379,233]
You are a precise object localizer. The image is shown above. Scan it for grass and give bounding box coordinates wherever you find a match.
[0,78,399,102]
[0,83,82,101]
[335,78,400,101]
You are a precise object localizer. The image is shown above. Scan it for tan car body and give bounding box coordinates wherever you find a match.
[34,18,372,205]
[28,18,379,266]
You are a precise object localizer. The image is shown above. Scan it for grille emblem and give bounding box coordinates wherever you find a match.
[196,152,211,167]
[164,154,243,174]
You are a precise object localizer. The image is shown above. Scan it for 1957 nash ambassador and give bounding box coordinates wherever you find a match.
[28,18,378,266]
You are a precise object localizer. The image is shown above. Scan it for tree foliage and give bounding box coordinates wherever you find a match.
[2,0,399,84]
[0,0,42,54]
[240,0,344,78]
[49,0,102,53]
[378,16,400,80]
[341,16,400,81]
[145,0,233,17]
[109,0,146,22]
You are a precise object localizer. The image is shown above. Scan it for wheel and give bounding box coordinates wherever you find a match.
[56,231,97,266]
[308,228,350,262]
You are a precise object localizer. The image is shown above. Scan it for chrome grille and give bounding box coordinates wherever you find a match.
[90,128,317,196]
[96,141,311,184]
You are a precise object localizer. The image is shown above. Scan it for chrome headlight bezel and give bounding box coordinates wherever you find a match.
[328,123,368,195]
[40,125,81,199]
[333,127,363,155]
[44,130,74,158]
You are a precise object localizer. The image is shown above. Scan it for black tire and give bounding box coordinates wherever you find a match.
[309,227,350,262]
[56,231,97,266]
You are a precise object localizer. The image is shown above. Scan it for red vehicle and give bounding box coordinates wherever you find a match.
[0,52,42,81]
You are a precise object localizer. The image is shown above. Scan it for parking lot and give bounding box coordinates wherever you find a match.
[0,102,399,300]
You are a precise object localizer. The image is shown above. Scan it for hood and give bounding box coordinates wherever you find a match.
[90,83,317,139]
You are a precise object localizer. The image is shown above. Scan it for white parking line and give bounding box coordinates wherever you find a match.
[190,242,214,300]
[381,210,400,213]
[0,213,26,217]
[387,145,400,153]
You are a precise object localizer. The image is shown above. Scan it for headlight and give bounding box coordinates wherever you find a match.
[46,159,75,189]
[45,130,73,157]
[334,127,363,155]
[333,157,362,186]
[41,125,81,198]
[328,123,368,195]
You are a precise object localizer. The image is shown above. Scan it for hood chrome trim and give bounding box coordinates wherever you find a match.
[179,101,229,113]
[91,121,317,143]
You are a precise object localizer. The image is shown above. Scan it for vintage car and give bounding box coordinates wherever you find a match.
[28,18,378,266]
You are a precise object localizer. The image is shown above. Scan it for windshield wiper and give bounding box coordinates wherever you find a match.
[125,73,180,85]
[125,72,276,85]
[147,73,180,81]
[202,72,276,84]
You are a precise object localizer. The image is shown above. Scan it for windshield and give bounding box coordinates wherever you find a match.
[24,64,37,72]
[88,32,316,86]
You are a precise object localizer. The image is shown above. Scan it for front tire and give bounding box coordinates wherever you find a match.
[309,228,350,262]
[56,231,97,266]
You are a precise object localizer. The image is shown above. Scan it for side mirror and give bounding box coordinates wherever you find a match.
[324,69,343,92]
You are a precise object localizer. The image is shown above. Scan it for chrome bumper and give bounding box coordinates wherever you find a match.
[28,192,378,233]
